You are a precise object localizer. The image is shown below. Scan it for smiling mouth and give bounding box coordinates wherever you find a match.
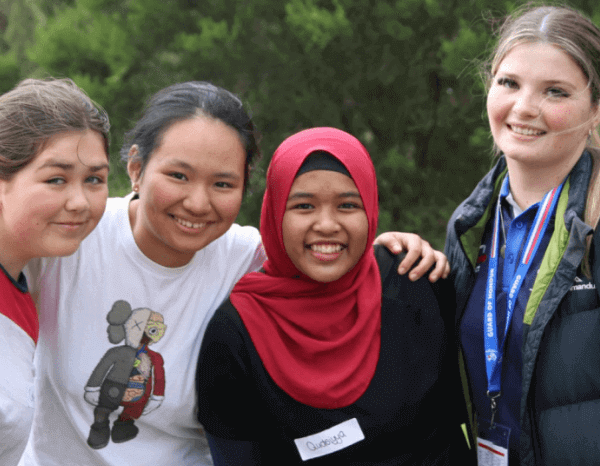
[172,215,207,229]
[509,124,546,136]
[307,243,346,253]
[54,221,86,227]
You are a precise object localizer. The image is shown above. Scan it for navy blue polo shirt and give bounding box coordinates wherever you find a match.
[460,187,554,465]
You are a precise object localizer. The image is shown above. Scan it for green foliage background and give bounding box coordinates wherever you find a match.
[2,0,600,249]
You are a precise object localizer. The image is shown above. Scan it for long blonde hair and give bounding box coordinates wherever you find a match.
[486,5,600,274]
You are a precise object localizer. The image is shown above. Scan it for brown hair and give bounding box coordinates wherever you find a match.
[486,5,600,274]
[0,78,110,181]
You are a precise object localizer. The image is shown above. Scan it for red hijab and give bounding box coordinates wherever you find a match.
[230,127,381,409]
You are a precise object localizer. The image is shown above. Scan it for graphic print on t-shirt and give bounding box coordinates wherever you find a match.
[83,300,167,450]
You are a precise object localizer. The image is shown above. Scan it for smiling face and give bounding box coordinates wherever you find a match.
[127,116,246,268]
[487,42,599,174]
[281,170,369,283]
[0,130,109,278]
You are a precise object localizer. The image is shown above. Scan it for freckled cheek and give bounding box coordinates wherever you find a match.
[546,109,574,130]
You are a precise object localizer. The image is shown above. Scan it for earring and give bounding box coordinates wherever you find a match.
[132,183,139,193]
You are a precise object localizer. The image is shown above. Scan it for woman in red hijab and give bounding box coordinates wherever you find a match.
[196,128,471,465]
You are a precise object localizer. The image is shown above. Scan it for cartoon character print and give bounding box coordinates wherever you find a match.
[84,300,167,450]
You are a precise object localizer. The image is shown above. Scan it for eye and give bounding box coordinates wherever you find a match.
[46,177,66,185]
[147,327,158,335]
[86,175,106,185]
[215,181,234,188]
[339,202,362,210]
[546,87,570,98]
[497,77,518,89]
[290,203,314,210]
[168,172,187,181]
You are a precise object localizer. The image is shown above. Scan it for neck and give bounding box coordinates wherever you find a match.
[0,235,26,281]
[505,158,575,210]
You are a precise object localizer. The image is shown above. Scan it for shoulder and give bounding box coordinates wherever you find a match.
[447,157,506,233]
[373,245,437,299]
[373,245,454,314]
[100,196,132,230]
[204,299,247,346]
[200,224,264,277]
[206,224,260,256]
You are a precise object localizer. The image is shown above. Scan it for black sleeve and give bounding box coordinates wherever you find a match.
[206,432,262,466]
[373,244,406,283]
[374,245,469,433]
[195,300,262,440]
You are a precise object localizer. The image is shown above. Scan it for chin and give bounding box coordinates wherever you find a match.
[304,269,348,283]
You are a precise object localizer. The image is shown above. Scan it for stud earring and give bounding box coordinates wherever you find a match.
[132,183,139,193]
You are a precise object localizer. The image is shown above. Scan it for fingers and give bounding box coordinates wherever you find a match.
[427,250,450,282]
[373,232,406,255]
[373,231,449,281]
[399,239,433,280]
[397,239,449,282]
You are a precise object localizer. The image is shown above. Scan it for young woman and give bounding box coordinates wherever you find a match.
[0,78,110,465]
[20,83,446,466]
[196,127,469,465]
[445,6,600,465]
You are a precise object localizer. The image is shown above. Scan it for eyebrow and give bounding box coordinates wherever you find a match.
[37,159,110,172]
[168,160,241,179]
[497,72,576,88]
[287,191,362,200]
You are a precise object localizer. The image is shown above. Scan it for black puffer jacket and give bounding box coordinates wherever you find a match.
[445,153,600,465]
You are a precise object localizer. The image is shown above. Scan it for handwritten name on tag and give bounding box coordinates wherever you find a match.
[294,418,365,461]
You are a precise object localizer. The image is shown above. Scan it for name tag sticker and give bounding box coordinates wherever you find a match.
[294,418,365,461]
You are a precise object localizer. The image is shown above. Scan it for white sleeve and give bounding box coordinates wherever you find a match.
[0,388,33,465]
[0,316,35,465]
[246,240,267,274]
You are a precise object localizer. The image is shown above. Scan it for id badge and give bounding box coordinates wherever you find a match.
[477,420,510,466]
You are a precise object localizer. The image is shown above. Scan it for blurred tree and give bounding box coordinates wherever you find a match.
[3,0,599,248]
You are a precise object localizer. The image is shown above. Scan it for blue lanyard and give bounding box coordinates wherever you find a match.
[483,176,563,425]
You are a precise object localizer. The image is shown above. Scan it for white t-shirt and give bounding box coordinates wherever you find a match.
[20,195,264,466]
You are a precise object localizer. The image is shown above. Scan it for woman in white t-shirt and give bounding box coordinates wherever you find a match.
[21,82,446,466]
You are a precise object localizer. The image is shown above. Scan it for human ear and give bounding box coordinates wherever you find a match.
[126,145,142,190]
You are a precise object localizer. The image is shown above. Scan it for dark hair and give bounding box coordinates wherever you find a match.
[120,81,260,191]
[0,78,110,181]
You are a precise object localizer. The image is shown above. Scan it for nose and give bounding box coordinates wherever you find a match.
[513,89,541,119]
[183,184,212,215]
[65,183,90,212]
[312,207,341,234]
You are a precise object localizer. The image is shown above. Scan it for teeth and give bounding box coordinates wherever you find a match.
[311,244,343,254]
[511,125,544,136]
[174,216,206,229]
